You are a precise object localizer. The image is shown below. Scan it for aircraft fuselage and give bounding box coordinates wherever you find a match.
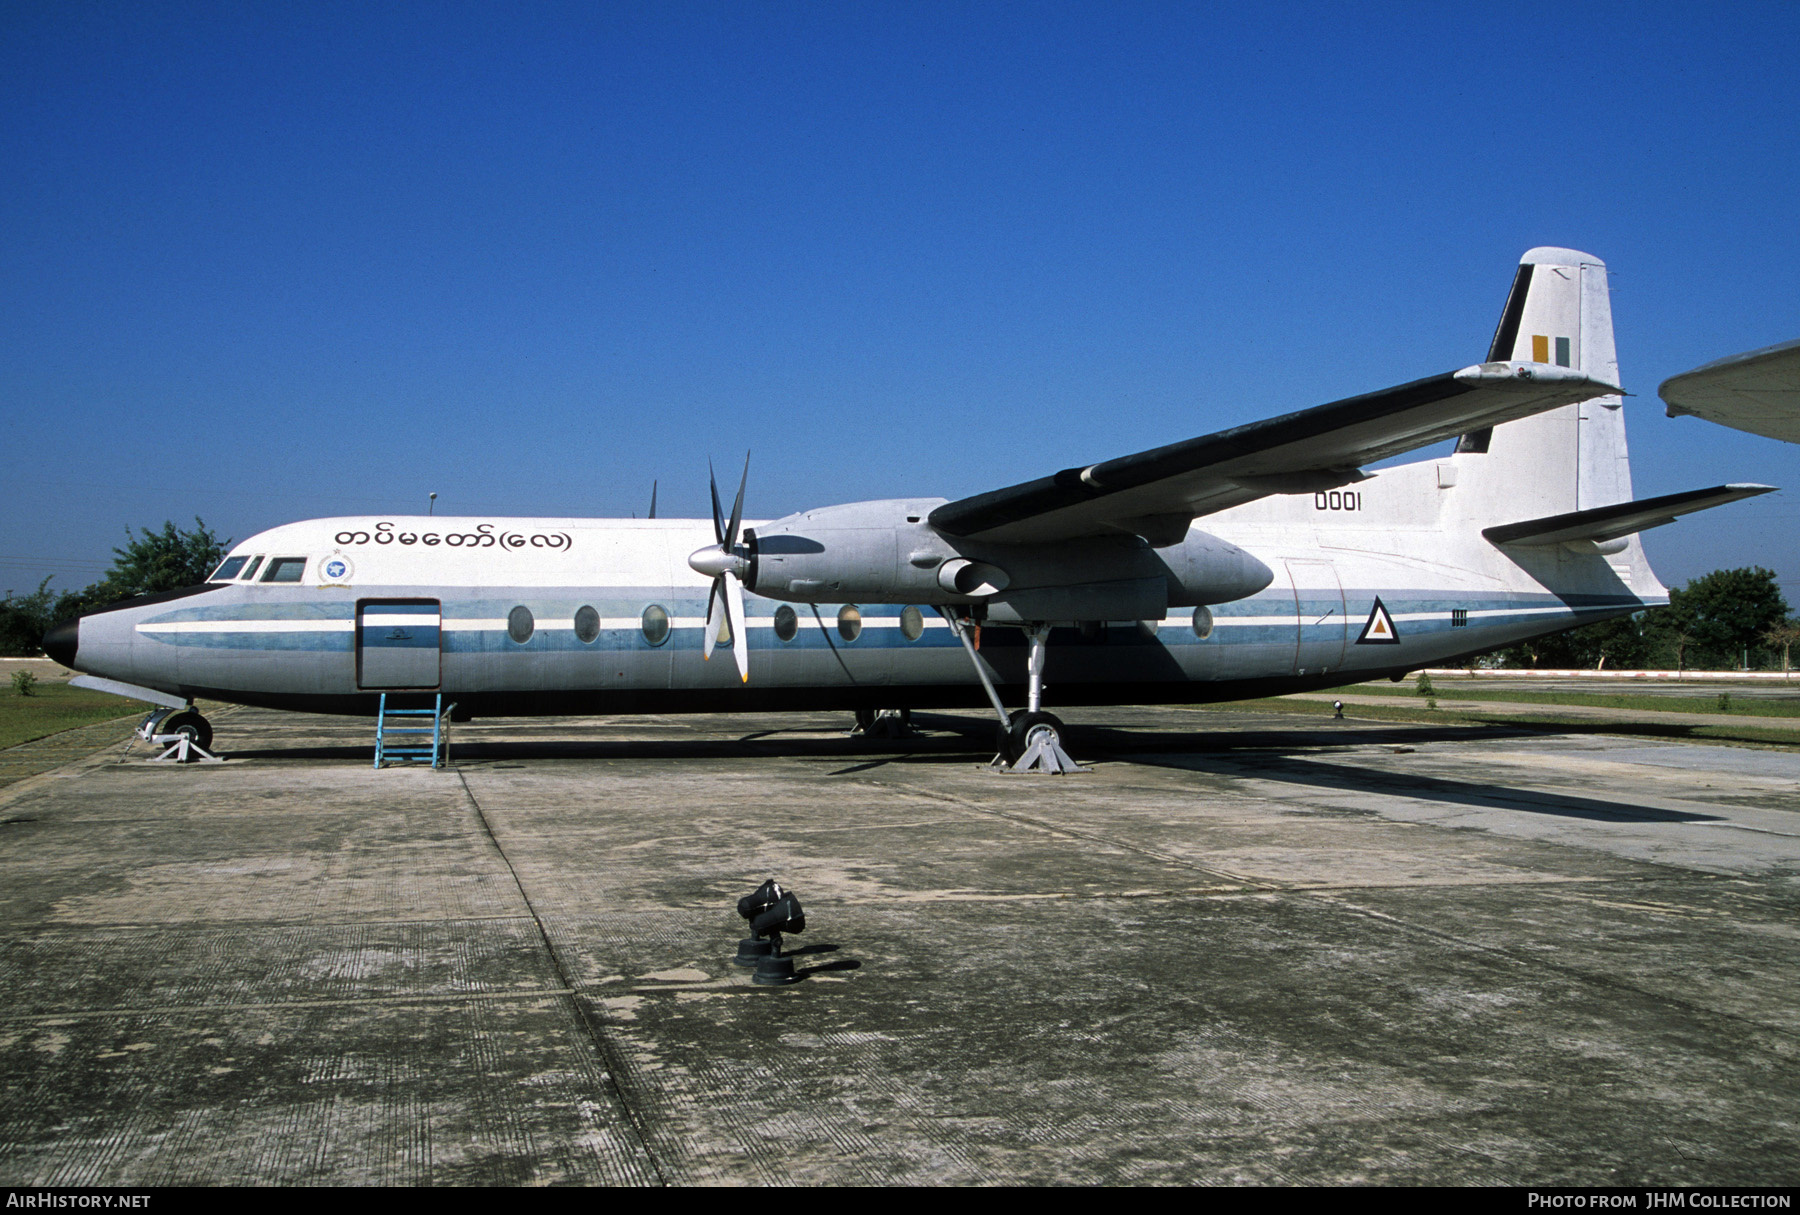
[46,448,1667,720]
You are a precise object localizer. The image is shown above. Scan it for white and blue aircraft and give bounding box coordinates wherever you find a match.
[44,248,1774,767]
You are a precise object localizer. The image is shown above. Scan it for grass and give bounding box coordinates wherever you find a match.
[1188,695,1800,748]
[1331,682,1800,717]
[0,682,143,750]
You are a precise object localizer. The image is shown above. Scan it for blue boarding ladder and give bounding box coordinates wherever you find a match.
[374,693,454,769]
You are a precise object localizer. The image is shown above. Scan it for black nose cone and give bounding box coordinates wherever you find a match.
[42,617,79,669]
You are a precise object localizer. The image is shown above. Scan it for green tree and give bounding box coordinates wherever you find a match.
[1646,567,1789,670]
[62,519,231,616]
[1761,618,1800,674]
[0,578,58,656]
[1,520,232,653]
[1490,612,1648,670]
[1482,568,1789,671]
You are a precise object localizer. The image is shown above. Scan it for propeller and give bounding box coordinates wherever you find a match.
[686,453,752,683]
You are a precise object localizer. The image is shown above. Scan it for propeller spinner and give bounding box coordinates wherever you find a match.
[687,454,753,683]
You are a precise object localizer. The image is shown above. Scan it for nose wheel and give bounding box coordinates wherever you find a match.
[160,710,213,752]
[136,706,221,763]
[138,707,213,752]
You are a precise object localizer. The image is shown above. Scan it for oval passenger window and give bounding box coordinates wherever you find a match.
[837,605,862,642]
[641,605,670,647]
[574,605,600,644]
[508,606,535,644]
[1192,606,1214,640]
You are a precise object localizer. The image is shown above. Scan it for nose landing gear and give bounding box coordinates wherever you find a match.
[137,706,220,762]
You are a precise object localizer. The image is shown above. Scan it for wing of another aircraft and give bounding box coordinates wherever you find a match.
[1481,483,1775,547]
[1659,338,1800,444]
[928,363,1621,545]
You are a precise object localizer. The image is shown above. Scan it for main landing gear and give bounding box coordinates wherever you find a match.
[851,707,916,740]
[938,612,1086,775]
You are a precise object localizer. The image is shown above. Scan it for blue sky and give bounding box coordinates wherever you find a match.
[3,3,1797,602]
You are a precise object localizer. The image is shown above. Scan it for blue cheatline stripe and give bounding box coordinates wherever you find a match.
[133,588,1648,652]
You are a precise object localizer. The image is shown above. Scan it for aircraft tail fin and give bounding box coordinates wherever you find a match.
[1457,247,1632,517]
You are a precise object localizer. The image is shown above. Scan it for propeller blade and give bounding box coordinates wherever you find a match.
[724,571,749,683]
[708,459,725,546]
[648,480,657,520]
[703,579,722,661]
[725,452,750,551]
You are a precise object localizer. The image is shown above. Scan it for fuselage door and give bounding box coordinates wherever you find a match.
[358,599,442,689]
[1285,559,1346,676]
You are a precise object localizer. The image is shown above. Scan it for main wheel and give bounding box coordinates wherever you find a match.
[1002,710,1063,762]
[159,710,212,751]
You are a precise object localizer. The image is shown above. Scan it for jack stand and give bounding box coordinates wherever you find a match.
[989,714,1086,774]
[148,733,224,764]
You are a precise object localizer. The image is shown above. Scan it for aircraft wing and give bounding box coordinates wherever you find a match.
[1659,338,1800,444]
[1481,483,1775,547]
[928,363,1621,545]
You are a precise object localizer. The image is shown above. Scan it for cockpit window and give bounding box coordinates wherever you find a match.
[262,557,307,583]
[240,556,264,580]
[211,556,249,582]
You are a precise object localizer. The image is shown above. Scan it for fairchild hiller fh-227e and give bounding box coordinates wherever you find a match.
[44,248,1775,770]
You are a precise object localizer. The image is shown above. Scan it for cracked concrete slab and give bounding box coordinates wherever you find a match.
[0,704,1794,1185]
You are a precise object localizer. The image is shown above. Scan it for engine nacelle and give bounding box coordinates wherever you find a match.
[747,498,1274,618]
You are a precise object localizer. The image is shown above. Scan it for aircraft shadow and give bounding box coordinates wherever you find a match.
[1076,719,1549,754]
[1118,749,1721,824]
[213,716,1739,827]
[227,712,1000,764]
[1073,717,1726,822]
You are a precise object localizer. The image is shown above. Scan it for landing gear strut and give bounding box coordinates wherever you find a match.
[938,612,1085,774]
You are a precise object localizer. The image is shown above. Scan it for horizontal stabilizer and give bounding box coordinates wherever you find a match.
[1660,338,1800,444]
[1482,483,1775,547]
[931,362,1620,544]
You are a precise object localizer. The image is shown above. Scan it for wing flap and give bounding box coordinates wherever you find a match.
[1481,484,1775,547]
[929,363,1620,544]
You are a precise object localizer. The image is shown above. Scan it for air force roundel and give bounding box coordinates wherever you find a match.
[1356,597,1400,645]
